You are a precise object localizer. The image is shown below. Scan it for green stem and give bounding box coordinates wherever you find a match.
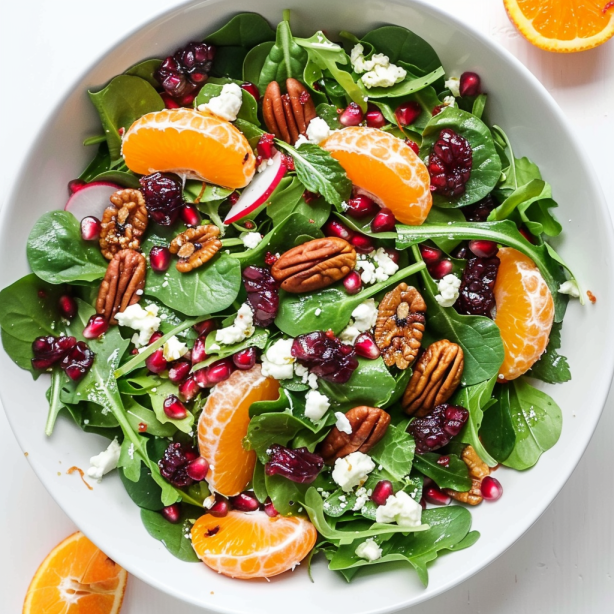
[83,135,107,146]
[220,238,243,247]
[282,8,291,22]
[200,202,226,236]
[44,368,64,437]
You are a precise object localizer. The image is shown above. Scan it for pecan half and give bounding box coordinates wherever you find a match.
[444,445,490,506]
[374,283,426,369]
[263,78,317,144]
[99,189,148,260]
[403,340,464,416]
[318,406,391,464]
[271,237,356,293]
[169,225,222,273]
[96,249,146,324]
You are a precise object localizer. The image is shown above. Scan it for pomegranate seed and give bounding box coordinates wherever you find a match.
[148,331,164,345]
[371,208,396,233]
[58,295,77,320]
[161,92,181,109]
[179,375,200,401]
[80,216,101,241]
[193,319,216,336]
[481,476,503,501]
[257,133,276,159]
[419,244,442,264]
[161,504,182,523]
[354,332,380,359]
[519,227,534,243]
[263,498,279,517]
[383,247,400,264]
[163,394,188,419]
[371,480,394,506]
[231,492,259,512]
[191,336,208,364]
[346,195,379,219]
[452,244,469,259]
[186,456,209,481]
[365,105,386,128]
[323,218,354,242]
[83,315,108,339]
[405,139,420,155]
[468,240,497,258]
[233,347,257,370]
[264,251,278,265]
[184,449,198,462]
[68,179,86,194]
[423,486,451,506]
[168,360,191,383]
[281,153,295,171]
[240,81,260,102]
[228,191,240,205]
[343,271,362,294]
[459,71,481,97]
[432,104,446,116]
[395,101,421,126]
[149,246,172,272]
[180,204,200,226]
[350,233,374,254]
[207,358,234,385]
[193,367,210,388]
[38,289,47,298]
[178,93,196,107]
[209,500,229,517]
[428,259,454,279]
[419,497,427,509]
[437,455,450,467]
[146,348,167,374]
[339,102,364,126]
[303,190,319,203]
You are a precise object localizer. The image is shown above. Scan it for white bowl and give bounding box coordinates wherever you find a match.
[1,1,612,612]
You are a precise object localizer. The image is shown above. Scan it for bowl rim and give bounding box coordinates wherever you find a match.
[1,0,613,611]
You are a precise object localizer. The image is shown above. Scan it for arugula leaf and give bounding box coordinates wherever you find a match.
[412,453,471,491]
[27,211,108,284]
[480,384,516,463]
[528,322,571,384]
[369,423,415,480]
[503,379,562,470]
[140,507,202,562]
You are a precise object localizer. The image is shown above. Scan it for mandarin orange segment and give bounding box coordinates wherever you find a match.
[504,0,614,52]
[122,108,255,188]
[198,364,279,497]
[191,510,317,579]
[23,531,127,614]
[321,126,432,226]
[494,247,554,380]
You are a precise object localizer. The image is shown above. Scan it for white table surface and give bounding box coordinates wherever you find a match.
[1,1,612,612]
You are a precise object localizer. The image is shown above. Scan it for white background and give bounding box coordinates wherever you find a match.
[0,1,612,612]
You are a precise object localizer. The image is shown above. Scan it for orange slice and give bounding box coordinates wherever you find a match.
[494,247,554,380]
[321,126,432,226]
[198,364,279,497]
[122,108,255,188]
[191,510,317,579]
[504,0,614,52]
[23,531,127,614]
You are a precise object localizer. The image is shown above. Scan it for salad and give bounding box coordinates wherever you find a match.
[0,10,580,583]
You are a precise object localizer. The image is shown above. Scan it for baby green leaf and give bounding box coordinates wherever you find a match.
[140,507,202,562]
[205,12,275,48]
[369,423,415,480]
[194,81,260,125]
[528,322,571,384]
[362,67,444,99]
[480,384,516,463]
[412,453,472,491]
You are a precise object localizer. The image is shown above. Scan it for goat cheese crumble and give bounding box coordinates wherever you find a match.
[339,299,378,343]
[375,490,423,527]
[241,232,263,249]
[87,438,121,483]
[115,303,161,347]
[162,335,189,361]
[332,451,375,492]
[445,77,461,97]
[294,362,318,389]
[335,411,352,434]
[559,279,580,298]
[296,117,333,147]
[198,83,243,121]
[304,390,331,422]
[350,43,407,89]
[215,303,254,345]
[434,274,462,308]
[356,249,399,285]
[261,338,295,380]
[355,538,383,561]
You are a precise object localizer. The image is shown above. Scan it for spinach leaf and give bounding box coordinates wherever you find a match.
[192,328,269,371]
[503,379,562,470]
[480,384,516,463]
[419,107,501,207]
[124,59,162,87]
[362,67,445,99]
[27,211,108,284]
[205,12,275,48]
[412,453,471,491]
[211,47,248,80]
[242,42,275,92]
[472,94,487,120]
[149,381,194,434]
[528,322,571,384]
[398,221,570,322]
[194,80,259,125]
[316,103,343,130]
[140,507,202,562]
[265,473,311,516]
[369,422,415,480]
[88,75,164,161]
[0,329,38,376]
[276,142,352,209]
[318,357,396,411]
[266,176,331,229]
[123,397,176,438]
[275,261,426,337]
[145,254,241,317]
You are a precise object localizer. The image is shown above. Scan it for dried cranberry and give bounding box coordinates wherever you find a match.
[140,172,184,226]
[31,335,77,370]
[409,404,469,453]
[462,194,497,222]
[454,256,500,317]
[428,128,473,198]
[155,42,215,99]
[61,341,95,380]
[265,444,323,484]
[242,266,279,327]
[158,442,199,488]
[291,331,358,384]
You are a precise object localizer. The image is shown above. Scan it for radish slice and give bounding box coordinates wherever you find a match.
[224,154,286,225]
[64,181,121,221]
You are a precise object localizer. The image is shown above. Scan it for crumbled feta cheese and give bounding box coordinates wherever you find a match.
[305,117,332,145]
[443,95,456,108]
[242,232,263,249]
[339,299,379,343]
[350,44,406,89]
[355,538,382,561]
[335,411,352,434]
[87,438,121,483]
[294,363,319,389]
[215,303,254,345]
[339,324,361,344]
[198,83,243,121]
[356,258,377,284]
[295,134,309,148]
[372,248,399,281]
[559,280,580,298]
[315,308,322,316]
[353,486,371,511]
[261,338,295,380]
[445,77,461,97]
[332,451,375,492]
[162,335,188,361]
[304,390,331,422]
[115,303,161,347]
[375,490,422,527]
[307,373,318,389]
[257,157,274,173]
[434,274,461,308]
